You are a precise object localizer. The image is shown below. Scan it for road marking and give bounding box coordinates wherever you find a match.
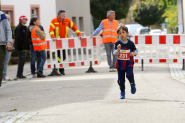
[0,112,38,123]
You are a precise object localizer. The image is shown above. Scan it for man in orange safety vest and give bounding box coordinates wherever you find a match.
[49,10,83,75]
[90,10,118,72]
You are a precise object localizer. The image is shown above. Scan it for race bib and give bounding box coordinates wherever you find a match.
[118,50,130,60]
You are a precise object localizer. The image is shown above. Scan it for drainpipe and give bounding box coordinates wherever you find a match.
[182,0,185,33]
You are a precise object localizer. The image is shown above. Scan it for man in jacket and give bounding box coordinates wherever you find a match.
[0,11,13,87]
[49,10,83,75]
[14,15,30,78]
[90,10,118,72]
[3,14,15,81]
[28,14,44,78]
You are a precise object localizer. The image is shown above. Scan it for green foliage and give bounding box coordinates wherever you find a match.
[162,5,178,28]
[133,2,164,27]
[90,0,131,28]
[11,25,16,38]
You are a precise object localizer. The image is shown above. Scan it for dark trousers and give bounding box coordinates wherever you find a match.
[57,50,66,72]
[117,67,135,92]
[17,50,26,77]
[36,50,46,71]
[0,45,6,87]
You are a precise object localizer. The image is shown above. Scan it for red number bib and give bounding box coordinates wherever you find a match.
[118,50,130,60]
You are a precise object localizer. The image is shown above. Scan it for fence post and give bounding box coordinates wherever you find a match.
[141,59,144,71]
[182,59,185,70]
[48,64,62,76]
[86,61,97,73]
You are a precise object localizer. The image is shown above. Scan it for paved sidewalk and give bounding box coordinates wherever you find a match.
[169,63,185,84]
[2,63,31,83]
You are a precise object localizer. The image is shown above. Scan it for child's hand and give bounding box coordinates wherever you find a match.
[130,52,136,56]
[117,44,121,51]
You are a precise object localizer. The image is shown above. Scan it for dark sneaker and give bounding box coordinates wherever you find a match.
[59,68,65,75]
[131,84,136,94]
[120,92,125,99]
[17,76,26,79]
[37,71,46,78]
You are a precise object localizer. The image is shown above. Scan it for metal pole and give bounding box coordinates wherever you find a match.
[181,0,185,33]
[141,59,144,71]
[182,59,185,70]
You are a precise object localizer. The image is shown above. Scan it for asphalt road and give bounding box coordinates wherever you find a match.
[0,61,185,123]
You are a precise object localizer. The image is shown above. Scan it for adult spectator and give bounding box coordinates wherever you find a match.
[2,14,15,81]
[90,10,118,72]
[49,10,83,75]
[14,15,30,78]
[0,11,13,86]
[28,14,44,78]
[30,17,47,78]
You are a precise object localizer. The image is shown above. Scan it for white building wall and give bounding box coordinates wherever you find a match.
[2,0,57,39]
[56,0,91,37]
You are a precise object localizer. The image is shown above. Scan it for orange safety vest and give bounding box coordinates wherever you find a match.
[49,17,82,38]
[31,27,47,51]
[102,19,118,43]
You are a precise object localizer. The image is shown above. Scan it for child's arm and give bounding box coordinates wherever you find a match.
[113,43,120,55]
[130,43,138,57]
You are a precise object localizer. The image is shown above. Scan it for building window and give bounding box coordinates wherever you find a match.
[1,5,15,25]
[72,17,77,25]
[30,5,40,19]
[79,17,84,31]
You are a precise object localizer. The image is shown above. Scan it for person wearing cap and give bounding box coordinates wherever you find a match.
[0,11,13,87]
[49,10,83,75]
[2,14,15,81]
[14,15,30,78]
[28,14,44,78]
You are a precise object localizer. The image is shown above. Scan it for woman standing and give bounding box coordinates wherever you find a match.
[29,18,47,78]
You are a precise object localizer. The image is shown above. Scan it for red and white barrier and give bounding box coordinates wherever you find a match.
[45,36,103,69]
[132,34,185,70]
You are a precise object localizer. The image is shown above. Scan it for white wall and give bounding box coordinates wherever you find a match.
[2,0,57,39]
[56,0,91,37]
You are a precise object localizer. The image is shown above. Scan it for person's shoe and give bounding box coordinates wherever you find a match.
[109,67,114,72]
[60,71,65,75]
[131,84,136,94]
[3,76,10,81]
[120,92,125,99]
[17,76,26,79]
[59,69,65,75]
[113,68,117,72]
[37,71,46,78]
[32,74,37,78]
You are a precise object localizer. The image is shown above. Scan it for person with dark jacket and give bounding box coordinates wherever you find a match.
[28,14,44,78]
[14,15,30,78]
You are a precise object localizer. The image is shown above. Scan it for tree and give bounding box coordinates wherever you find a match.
[162,5,177,33]
[132,2,164,28]
[90,0,131,28]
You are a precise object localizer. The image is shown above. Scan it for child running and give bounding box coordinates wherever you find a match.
[113,24,138,99]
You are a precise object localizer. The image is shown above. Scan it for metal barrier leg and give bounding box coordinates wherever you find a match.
[182,59,185,70]
[86,61,97,73]
[141,59,144,71]
[48,64,62,76]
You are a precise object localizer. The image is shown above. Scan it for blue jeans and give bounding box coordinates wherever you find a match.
[3,51,11,77]
[36,50,46,71]
[30,45,41,74]
[104,43,116,68]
